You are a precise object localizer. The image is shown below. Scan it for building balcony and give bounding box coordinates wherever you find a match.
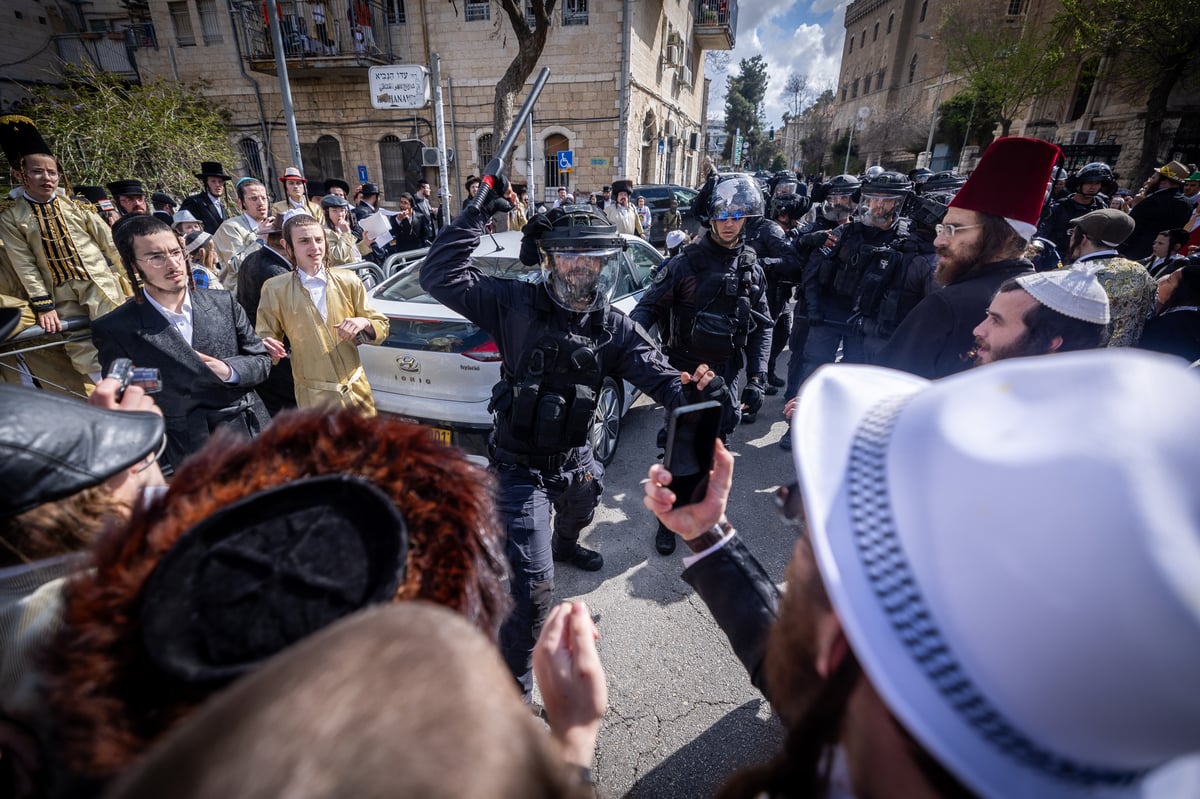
[233,0,396,76]
[694,0,736,50]
[53,32,140,82]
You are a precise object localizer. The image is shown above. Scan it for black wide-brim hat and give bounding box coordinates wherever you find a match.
[107,179,146,198]
[73,185,110,204]
[0,385,165,517]
[325,178,351,195]
[0,114,52,167]
[141,475,409,683]
[195,161,232,181]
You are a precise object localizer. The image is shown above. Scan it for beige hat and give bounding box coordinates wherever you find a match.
[1156,160,1190,183]
[1016,267,1111,324]
[1071,208,1135,248]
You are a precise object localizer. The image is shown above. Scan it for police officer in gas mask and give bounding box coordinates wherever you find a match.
[420,182,722,699]
[631,172,772,555]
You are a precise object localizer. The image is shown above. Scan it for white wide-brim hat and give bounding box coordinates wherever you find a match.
[790,350,1200,798]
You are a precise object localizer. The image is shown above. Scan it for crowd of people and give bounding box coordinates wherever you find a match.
[1,106,1199,799]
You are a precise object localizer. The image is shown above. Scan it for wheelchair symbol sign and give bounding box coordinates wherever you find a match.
[557,150,574,172]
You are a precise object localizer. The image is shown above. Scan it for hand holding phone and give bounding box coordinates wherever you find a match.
[663,400,722,508]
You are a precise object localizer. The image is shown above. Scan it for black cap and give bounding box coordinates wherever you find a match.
[151,192,176,207]
[140,475,409,683]
[360,182,380,196]
[0,385,165,517]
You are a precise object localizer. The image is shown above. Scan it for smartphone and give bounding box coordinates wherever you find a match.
[663,400,722,508]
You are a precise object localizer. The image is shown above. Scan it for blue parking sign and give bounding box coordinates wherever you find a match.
[557,150,574,172]
[357,165,369,182]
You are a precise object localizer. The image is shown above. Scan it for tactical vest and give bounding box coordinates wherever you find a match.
[489,301,607,455]
[670,243,760,366]
[820,223,897,302]
[857,230,933,335]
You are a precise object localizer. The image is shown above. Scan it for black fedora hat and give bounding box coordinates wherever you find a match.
[107,179,146,198]
[325,177,351,195]
[195,161,232,181]
[140,475,409,683]
[73,185,110,205]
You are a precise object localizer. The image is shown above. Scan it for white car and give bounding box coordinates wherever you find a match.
[360,230,664,464]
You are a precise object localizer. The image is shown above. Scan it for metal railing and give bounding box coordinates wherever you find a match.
[53,33,139,81]
[235,0,392,62]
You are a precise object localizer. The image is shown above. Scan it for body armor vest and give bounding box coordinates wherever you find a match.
[670,243,760,366]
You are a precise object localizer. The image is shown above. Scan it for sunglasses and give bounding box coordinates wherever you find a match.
[713,209,746,221]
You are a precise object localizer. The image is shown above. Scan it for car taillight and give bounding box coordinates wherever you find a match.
[463,339,502,362]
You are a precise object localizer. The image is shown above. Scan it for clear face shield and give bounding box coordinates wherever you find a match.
[773,180,798,197]
[541,247,623,313]
[859,192,904,227]
[821,191,858,223]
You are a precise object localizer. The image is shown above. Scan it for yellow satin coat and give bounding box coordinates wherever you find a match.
[0,195,127,309]
[255,267,389,415]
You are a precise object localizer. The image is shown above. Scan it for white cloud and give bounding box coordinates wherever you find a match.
[706,0,847,132]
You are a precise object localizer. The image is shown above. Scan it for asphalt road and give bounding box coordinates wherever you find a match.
[543,386,799,798]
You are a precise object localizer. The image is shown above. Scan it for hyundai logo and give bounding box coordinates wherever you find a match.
[397,355,420,373]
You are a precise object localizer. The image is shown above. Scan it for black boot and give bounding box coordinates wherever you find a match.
[552,539,604,571]
[655,521,676,555]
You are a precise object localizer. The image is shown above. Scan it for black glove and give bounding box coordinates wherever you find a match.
[683,374,726,405]
[740,380,765,416]
[801,229,832,249]
[469,175,512,218]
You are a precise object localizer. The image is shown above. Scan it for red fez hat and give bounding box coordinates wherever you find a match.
[950,137,1061,240]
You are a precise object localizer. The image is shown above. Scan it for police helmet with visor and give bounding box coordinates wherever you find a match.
[819,174,862,222]
[534,207,627,313]
[1067,162,1116,196]
[859,171,912,225]
[708,174,766,223]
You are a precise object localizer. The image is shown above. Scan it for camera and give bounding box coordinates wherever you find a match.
[105,357,162,400]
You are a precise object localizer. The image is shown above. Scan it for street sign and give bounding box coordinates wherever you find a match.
[368,65,430,110]
[357,165,368,182]
[657,139,665,155]
[589,157,609,167]
[557,150,574,172]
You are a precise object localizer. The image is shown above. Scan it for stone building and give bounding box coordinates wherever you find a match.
[830,0,1200,180]
[3,0,735,205]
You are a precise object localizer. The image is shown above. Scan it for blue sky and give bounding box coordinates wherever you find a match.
[707,0,847,128]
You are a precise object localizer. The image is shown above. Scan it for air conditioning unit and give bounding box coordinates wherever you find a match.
[665,119,679,137]
[665,43,681,66]
[420,147,454,167]
[680,63,693,86]
[1071,130,1097,145]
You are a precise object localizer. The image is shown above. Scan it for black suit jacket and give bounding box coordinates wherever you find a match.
[91,289,271,472]
[237,246,293,326]
[181,192,230,235]
[1122,189,1192,261]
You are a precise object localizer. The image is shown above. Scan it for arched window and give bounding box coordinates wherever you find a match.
[301,134,344,184]
[544,133,569,190]
[887,13,893,33]
[477,133,495,170]
[919,0,927,22]
[860,30,866,47]
[909,54,918,83]
[848,35,853,54]
[863,75,871,93]
[238,137,264,182]
[380,135,426,200]
[873,21,879,41]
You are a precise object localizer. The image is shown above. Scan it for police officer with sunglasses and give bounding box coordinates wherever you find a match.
[631,172,773,556]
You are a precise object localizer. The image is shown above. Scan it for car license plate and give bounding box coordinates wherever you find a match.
[431,427,452,445]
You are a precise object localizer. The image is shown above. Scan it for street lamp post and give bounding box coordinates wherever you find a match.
[918,34,948,170]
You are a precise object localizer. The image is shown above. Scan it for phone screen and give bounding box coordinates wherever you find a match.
[663,400,722,508]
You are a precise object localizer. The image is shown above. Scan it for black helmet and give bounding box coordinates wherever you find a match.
[769,170,800,197]
[863,165,886,182]
[526,207,626,313]
[859,171,912,226]
[816,174,862,223]
[919,171,967,205]
[908,167,934,185]
[1067,162,1117,197]
[771,192,811,221]
[696,173,765,227]
[908,194,950,230]
[1051,166,1068,182]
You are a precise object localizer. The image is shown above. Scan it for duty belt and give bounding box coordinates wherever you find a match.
[491,445,569,471]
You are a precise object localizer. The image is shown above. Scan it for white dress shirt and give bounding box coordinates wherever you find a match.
[298,267,329,321]
[144,289,239,383]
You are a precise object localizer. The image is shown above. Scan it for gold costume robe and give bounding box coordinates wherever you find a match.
[255,267,389,415]
[324,227,367,267]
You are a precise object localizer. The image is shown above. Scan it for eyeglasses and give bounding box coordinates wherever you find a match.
[713,209,746,222]
[934,223,982,238]
[137,249,186,267]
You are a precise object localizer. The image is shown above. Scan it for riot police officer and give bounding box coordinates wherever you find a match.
[800,171,911,378]
[1036,161,1115,258]
[420,187,721,698]
[631,172,772,554]
[741,191,806,412]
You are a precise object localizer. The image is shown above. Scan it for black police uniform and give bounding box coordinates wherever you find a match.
[743,216,802,392]
[631,230,772,439]
[783,214,840,400]
[420,209,693,698]
[853,221,937,363]
[801,219,898,379]
[1036,194,1107,256]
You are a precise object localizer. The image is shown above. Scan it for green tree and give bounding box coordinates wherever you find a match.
[722,55,769,163]
[1054,0,1200,182]
[26,64,234,198]
[935,88,998,153]
[938,2,1069,136]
